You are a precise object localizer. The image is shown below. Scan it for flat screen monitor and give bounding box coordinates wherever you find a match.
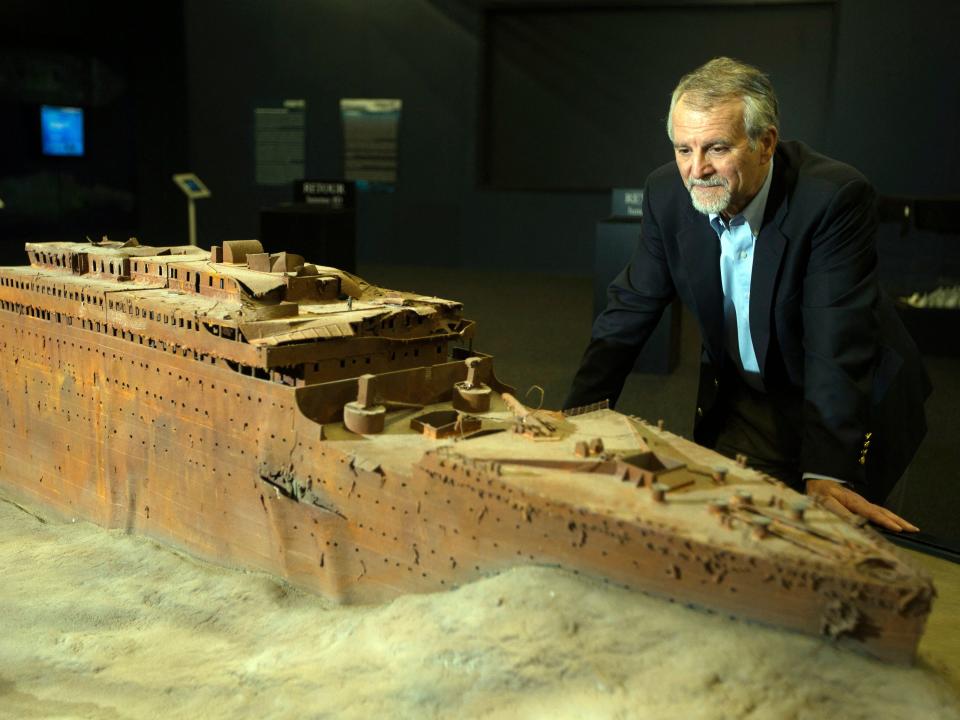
[40,105,84,157]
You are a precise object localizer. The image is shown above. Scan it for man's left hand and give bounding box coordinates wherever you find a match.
[805,479,919,532]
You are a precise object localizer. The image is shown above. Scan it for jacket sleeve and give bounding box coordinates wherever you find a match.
[800,178,880,490]
[564,188,677,410]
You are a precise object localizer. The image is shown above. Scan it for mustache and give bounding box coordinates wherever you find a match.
[687,177,728,190]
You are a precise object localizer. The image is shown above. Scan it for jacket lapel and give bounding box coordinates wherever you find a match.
[750,153,792,377]
[677,209,724,363]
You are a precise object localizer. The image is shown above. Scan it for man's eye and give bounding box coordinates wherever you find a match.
[675,148,690,156]
[709,146,729,154]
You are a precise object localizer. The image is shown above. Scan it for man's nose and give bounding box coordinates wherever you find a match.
[690,152,712,179]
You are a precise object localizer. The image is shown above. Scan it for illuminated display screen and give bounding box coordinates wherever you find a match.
[41,106,85,157]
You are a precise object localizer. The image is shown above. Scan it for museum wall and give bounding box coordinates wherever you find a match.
[1,1,956,274]
[180,0,959,274]
[180,0,613,270]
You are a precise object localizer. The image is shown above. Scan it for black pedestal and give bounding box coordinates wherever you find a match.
[259,205,356,273]
[595,219,681,374]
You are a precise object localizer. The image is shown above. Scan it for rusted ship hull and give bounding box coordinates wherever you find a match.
[0,305,933,663]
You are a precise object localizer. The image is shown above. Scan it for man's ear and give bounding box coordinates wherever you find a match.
[760,127,778,164]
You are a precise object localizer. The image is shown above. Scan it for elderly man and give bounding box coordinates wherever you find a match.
[566,57,930,531]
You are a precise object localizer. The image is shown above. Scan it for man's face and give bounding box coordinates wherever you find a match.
[671,96,777,218]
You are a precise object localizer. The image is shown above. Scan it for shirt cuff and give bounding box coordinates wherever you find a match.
[802,472,846,485]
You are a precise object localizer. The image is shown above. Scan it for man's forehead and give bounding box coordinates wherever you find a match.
[672,97,746,140]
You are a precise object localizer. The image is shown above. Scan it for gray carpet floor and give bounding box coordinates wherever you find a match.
[360,263,960,548]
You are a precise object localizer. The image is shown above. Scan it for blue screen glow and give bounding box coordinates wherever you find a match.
[41,106,84,157]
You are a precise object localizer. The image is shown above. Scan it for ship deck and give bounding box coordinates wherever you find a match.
[321,401,910,575]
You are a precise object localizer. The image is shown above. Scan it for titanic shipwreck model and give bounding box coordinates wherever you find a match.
[0,238,934,663]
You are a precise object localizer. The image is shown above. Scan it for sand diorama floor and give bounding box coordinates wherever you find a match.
[1,493,958,720]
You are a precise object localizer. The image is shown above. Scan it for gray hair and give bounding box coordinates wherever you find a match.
[666,57,779,148]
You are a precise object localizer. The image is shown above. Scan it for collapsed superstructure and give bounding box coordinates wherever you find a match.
[13,238,470,385]
[0,238,935,663]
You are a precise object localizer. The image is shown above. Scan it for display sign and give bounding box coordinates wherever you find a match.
[255,99,306,186]
[293,179,355,209]
[340,98,401,190]
[172,173,211,199]
[611,188,644,218]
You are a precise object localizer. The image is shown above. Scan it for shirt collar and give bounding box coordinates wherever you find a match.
[709,158,774,237]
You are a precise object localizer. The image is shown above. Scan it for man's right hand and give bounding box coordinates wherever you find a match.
[805,479,919,532]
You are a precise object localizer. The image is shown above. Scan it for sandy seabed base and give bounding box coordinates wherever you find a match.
[1,494,958,720]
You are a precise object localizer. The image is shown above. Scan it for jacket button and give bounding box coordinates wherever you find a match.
[697,407,704,417]
[713,378,719,388]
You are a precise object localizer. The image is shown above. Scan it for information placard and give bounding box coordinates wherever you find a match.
[255,99,305,186]
[340,98,401,189]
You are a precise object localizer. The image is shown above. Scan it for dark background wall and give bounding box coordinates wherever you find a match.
[1,0,957,272]
[482,3,837,189]
[0,0,187,265]
[179,0,959,272]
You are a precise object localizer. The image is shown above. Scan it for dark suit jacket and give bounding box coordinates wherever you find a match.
[566,140,930,501]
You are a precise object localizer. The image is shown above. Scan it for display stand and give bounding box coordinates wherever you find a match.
[172,173,211,246]
[259,179,357,272]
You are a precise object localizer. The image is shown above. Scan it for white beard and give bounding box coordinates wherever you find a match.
[687,177,731,215]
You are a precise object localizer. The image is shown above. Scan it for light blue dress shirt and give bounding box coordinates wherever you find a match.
[708,160,774,391]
